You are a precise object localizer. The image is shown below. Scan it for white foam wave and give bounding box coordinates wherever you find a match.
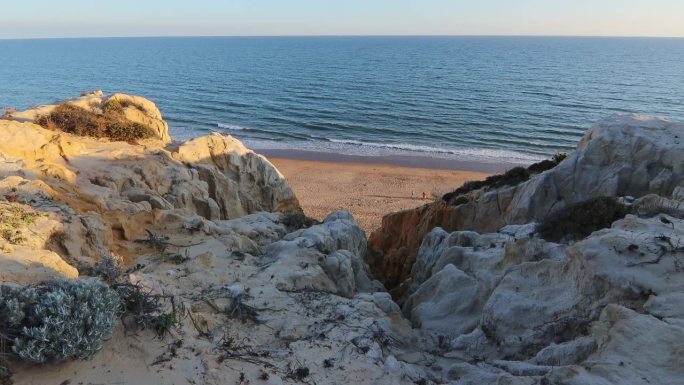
[325,138,544,162]
[217,123,248,131]
[242,138,546,165]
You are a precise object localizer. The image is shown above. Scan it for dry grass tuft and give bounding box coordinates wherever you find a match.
[35,103,156,142]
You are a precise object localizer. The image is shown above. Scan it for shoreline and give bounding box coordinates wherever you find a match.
[256,148,522,173]
[268,156,492,235]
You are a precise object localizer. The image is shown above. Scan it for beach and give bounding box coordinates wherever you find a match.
[268,154,493,235]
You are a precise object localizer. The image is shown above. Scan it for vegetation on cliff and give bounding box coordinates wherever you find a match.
[36,101,156,141]
[537,196,631,242]
[0,279,118,383]
[442,153,568,205]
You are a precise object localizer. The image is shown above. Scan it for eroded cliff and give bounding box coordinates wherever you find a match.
[368,114,684,291]
[1,95,682,385]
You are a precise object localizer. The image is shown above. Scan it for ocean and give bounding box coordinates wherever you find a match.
[1,36,683,165]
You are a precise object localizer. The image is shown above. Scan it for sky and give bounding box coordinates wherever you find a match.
[1,0,683,39]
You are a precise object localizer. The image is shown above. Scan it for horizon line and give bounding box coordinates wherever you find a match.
[1,33,684,41]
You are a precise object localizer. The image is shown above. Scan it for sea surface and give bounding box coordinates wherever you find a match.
[1,36,683,165]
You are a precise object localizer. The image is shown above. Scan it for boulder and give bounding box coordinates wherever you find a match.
[262,211,377,298]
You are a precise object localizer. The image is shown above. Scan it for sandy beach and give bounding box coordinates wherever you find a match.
[269,156,493,235]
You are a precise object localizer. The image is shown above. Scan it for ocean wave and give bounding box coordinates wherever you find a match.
[242,138,546,165]
[325,138,545,162]
[217,123,248,130]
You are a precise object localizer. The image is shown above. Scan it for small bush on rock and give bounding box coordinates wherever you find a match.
[36,103,156,141]
[553,152,569,163]
[102,99,124,115]
[106,121,156,141]
[36,104,105,137]
[537,196,630,242]
[443,167,530,204]
[281,210,319,231]
[0,279,119,364]
[93,252,123,283]
[443,153,570,205]
[527,159,558,174]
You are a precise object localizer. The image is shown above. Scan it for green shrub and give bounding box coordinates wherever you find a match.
[0,279,119,363]
[35,103,156,141]
[553,152,569,163]
[537,196,630,242]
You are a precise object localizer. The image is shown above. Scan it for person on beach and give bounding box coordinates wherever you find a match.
[422,192,426,199]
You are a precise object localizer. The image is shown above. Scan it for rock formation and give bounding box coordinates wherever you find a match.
[0,93,418,384]
[1,94,682,385]
[369,114,684,290]
[8,90,172,142]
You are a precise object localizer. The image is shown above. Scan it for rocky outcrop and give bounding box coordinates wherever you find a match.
[107,93,171,141]
[369,114,684,290]
[400,201,684,384]
[3,96,683,385]
[0,116,298,266]
[0,94,421,384]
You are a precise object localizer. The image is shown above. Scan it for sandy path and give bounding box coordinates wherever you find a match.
[269,157,491,235]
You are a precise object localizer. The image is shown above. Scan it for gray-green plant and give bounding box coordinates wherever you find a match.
[0,279,119,363]
[93,252,123,283]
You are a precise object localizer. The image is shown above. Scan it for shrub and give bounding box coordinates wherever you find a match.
[105,121,156,142]
[443,153,571,205]
[537,196,630,242]
[527,159,558,174]
[102,99,124,116]
[443,166,530,204]
[35,103,156,141]
[281,210,319,231]
[93,252,123,283]
[113,283,181,338]
[553,152,569,163]
[36,104,106,137]
[0,279,119,363]
[451,196,469,206]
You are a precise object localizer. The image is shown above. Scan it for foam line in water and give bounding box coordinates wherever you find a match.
[242,138,546,165]
[217,123,248,130]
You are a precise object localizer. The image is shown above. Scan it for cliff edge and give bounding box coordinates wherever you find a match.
[0,95,682,385]
[368,114,684,290]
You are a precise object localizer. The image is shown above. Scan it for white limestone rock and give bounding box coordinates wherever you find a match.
[403,264,486,335]
[446,114,684,233]
[547,305,684,385]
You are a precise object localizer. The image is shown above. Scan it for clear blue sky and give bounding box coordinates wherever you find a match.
[2,0,683,39]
